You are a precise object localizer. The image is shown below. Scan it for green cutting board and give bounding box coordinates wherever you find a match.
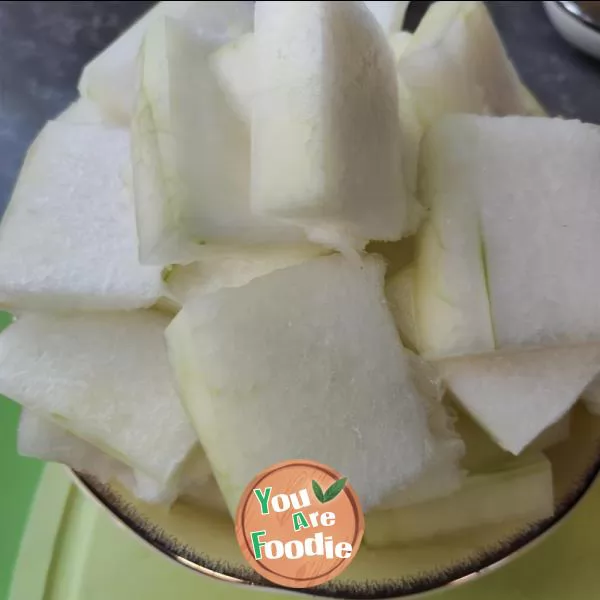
[0,398,43,600]
[0,309,43,599]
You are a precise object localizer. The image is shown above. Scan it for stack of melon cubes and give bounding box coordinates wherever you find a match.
[2,0,599,547]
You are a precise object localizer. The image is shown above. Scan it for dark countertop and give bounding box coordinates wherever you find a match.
[0,1,599,211]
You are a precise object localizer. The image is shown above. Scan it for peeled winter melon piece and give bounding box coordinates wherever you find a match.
[19,410,213,506]
[377,355,465,509]
[18,410,172,504]
[166,254,435,514]
[395,64,424,201]
[210,32,254,124]
[430,115,600,348]
[416,114,600,357]
[79,1,253,124]
[121,445,214,505]
[213,21,422,210]
[398,1,545,128]
[79,1,193,124]
[211,21,421,206]
[182,0,254,42]
[166,245,326,306]
[56,98,108,125]
[210,27,418,128]
[0,121,163,310]
[132,16,305,266]
[18,409,128,484]
[364,1,410,33]
[251,1,411,251]
[455,403,571,473]
[211,27,422,203]
[386,264,419,351]
[0,311,198,489]
[388,28,425,203]
[413,175,494,358]
[377,448,463,510]
[413,115,495,359]
[436,344,600,454]
[389,31,413,61]
[365,452,554,547]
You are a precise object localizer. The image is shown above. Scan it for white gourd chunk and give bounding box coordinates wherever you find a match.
[414,136,494,358]
[398,1,545,128]
[251,1,412,251]
[56,98,108,126]
[18,409,178,504]
[166,254,435,514]
[386,264,420,351]
[210,32,255,124]
[79,1,254,124]
[364,452,554,547]
[166,245,326,307]
[436,344,600,454]
[0,121,164,311]
[364,1,410,33]
[377,356,465,509]
[388,31,413,61]
[456,405,571,472]
[0,311,199,488]
[18,409,128,484]
[427,115,600,349]
[19,409,214,505]
[131,16,305,266]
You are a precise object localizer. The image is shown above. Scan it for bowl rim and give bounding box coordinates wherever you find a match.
[554,1,600,34]
[70,449,600,600]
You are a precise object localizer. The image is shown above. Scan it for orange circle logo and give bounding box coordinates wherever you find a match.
[235,459,364,589]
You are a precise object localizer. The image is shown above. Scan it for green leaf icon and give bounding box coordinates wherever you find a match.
[312,480,325,503]
[313,477,348,503]
[323,477,348,502]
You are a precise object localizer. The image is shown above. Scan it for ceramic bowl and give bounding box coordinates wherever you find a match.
[544,1,600,60]
[72,405,600,599]
[69,4,600,597]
